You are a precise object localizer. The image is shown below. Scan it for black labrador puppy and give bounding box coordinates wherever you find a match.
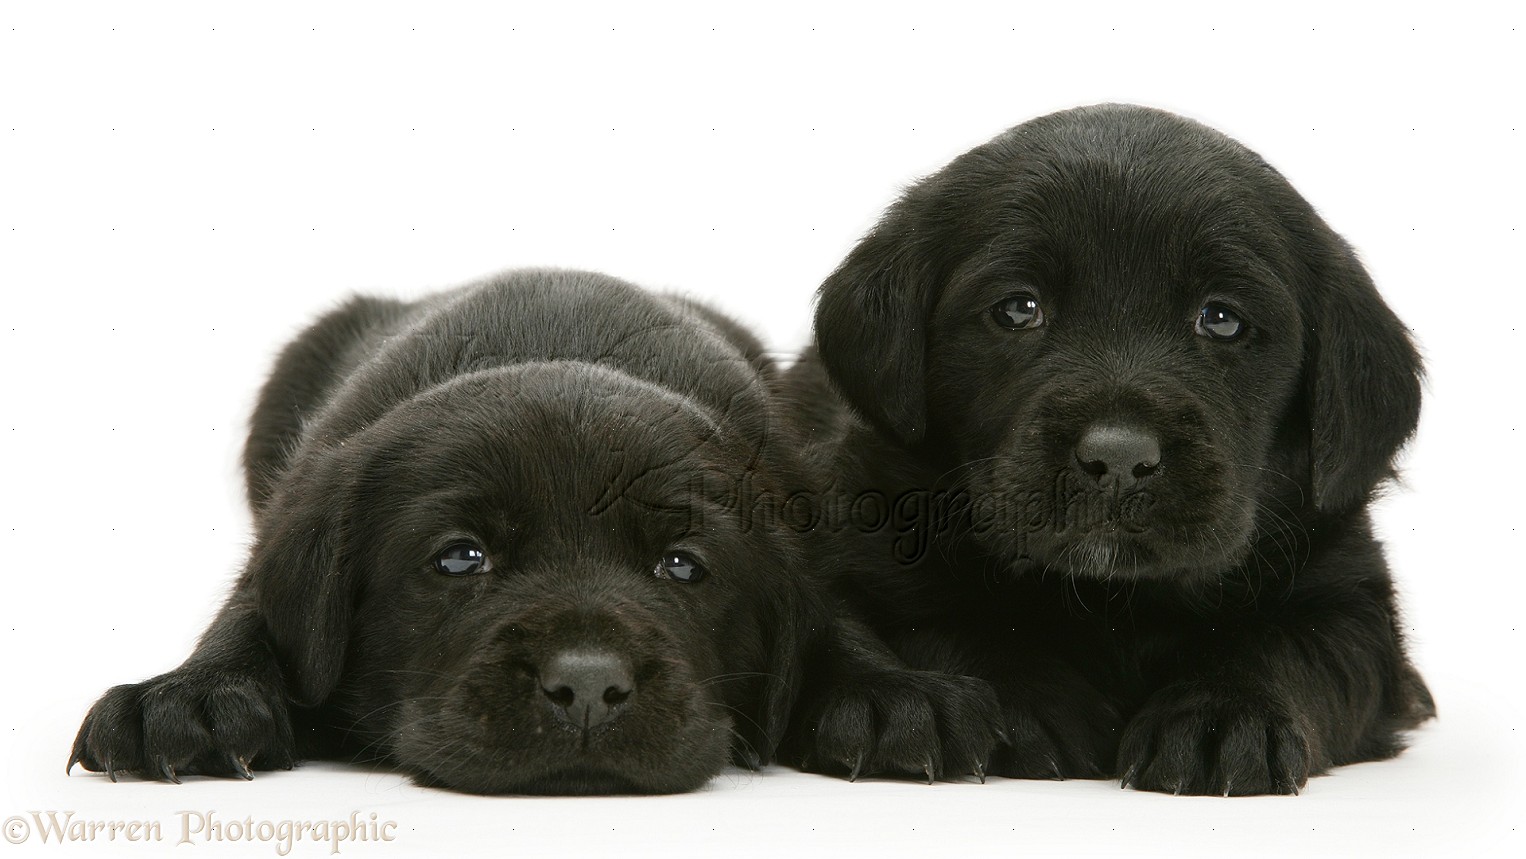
[71,269,833,794]
[787,104,1434,795]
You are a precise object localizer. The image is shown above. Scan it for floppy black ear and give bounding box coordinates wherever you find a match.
[814,208,945,445]
[735,576,827,768]
[1304,238,1422,512]
[249,447,363,708]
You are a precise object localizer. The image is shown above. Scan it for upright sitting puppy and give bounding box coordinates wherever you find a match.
[789,105,1434,795]
[71,269,826,794]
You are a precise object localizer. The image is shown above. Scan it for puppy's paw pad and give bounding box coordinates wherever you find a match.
[70,669,294,782]
[1117,685,1314,796]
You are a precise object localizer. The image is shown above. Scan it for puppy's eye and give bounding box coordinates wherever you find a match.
[991,294,1044,330]
[655,552,707,584]
[1196,304,1245,341]
[435,543,491,576]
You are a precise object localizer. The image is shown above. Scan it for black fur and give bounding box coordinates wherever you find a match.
[70,269,834,794]
[788,104,1434,795]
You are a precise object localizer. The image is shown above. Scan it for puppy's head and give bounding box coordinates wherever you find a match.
[250,362,815,793]
[816,104,1420,581]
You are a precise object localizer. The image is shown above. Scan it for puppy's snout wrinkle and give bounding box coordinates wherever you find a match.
[1075,424,1161,489]
[540,650,636,729]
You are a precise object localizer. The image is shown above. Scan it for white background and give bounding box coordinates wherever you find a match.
[1,1,1521,857]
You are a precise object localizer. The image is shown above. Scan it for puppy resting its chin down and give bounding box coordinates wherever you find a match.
[790,104,1434,795]
[71,269,823,794]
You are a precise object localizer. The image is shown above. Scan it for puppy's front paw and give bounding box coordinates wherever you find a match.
[796,670,1004,782]
[987,682,1123,780]
[69,665,294,782]
[1117,683,1314,795]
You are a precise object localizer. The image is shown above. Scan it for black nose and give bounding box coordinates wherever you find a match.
[1075,425,1161,489]
[540,650,635,729]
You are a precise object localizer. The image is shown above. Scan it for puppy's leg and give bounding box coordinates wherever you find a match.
[69,591,295,782]
[790,616,1005,783]
[1117,583,1432,796]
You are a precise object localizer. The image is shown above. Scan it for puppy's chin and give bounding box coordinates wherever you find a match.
[392,705,733,796]
[980,499,1258,583]
[1005,531,1247,582]
[412,763,701,796]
